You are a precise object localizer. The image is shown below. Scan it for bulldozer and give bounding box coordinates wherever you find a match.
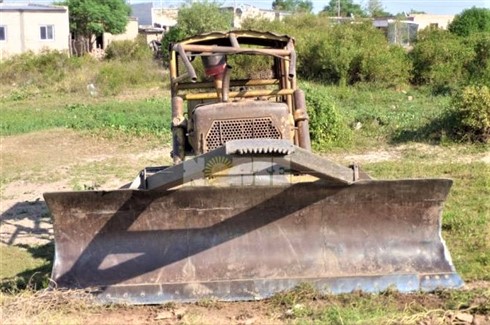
[44,31,463,304]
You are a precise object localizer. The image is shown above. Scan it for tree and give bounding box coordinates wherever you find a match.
[177,1,233,36]
[272,0,313,13]
[65,0,130,53]
[322,0,365,17]
[366,0,389,17]
[449,7,490,37]
[161,1,232,64]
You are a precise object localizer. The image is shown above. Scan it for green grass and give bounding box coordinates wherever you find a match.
[0,97,172,138]
[269,284,489,324]
[68,158,146,191]
[0,244,53,292]
[365,161,490,281]
[313,84,453,148]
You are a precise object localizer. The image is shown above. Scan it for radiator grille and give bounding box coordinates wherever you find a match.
[206,118,281,151]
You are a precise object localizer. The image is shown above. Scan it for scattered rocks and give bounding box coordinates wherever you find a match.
[154,310,173,320]
[455,312,474,323]
[154,306,187,321]
[473,315,489,325]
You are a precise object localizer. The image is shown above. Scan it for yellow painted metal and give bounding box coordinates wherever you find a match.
[182,89,295,100]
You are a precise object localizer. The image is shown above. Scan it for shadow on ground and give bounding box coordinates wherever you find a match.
[0,200,52,246]
[1,199,54,292]
[0,242,54,292]
[390,111,460,144]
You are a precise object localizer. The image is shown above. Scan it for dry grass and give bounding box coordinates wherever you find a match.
[1,289,99,325]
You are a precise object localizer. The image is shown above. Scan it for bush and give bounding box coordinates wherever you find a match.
[451,85,490,142]
[160,26,187,64]
[95,59,162,95]
[0,50,75,87]
[357,42,412,86]
[301,82,352,149]
[105,37,153,62]
[161,1,233,65]
[464,33,490,85]
[448,7,490,37]
[411,29,474,93]
[227,54,274,80]
[0,48,161,98]
[243,17,410,87]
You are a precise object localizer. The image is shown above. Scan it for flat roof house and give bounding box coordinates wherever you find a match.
[0,4,69,60]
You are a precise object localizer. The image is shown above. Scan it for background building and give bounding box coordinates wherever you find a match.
[0,3,69,60]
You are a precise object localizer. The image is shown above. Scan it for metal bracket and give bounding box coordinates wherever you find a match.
[350,163,360,182]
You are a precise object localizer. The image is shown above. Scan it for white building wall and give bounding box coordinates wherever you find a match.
[0,6,69,60]
[409,14,455,30]
[103,18,139,49]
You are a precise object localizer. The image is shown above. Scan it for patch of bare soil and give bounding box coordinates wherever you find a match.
[1,129,171,246]
[83,302,280,325]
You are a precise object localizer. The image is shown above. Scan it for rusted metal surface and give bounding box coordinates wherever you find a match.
[177,30,293,48]
[169,31,300,160]
[174,44,197,82]
[179,44,292,57]
[45,178,462,304]
[171,96,185,164]
[181,89,295,101]
[142,140,357,191]
[191,103,291,154]
[293,89,311,151]
[177,79,280,90]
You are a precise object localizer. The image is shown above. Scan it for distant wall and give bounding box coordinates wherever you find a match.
[409,14,454,30]
[131,3,153,26]
[103,18,139,49]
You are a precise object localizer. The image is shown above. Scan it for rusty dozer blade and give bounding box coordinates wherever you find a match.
[44,142,462,304]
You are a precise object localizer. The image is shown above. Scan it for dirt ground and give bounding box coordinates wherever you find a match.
[1,129,489,324]
[1,129,171,246]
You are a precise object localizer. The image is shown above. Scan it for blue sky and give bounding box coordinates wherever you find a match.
[3,0,490,15]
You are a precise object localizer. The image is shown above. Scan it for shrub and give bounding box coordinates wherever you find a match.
[0,50,74,87]
[451,85,490,142]
[448,7,490,37]
[301,82,352,149]
[160,26,187,64]
[244,17,410,87]
[227,54,274,80]
[160,2,232,65]
[357,41,412,86]
[105,36,153,61]
[411,29,474,93]
[464,33,490,85]
[303,23,411,86]
[95,59,162,95]
[177,1,232,36]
